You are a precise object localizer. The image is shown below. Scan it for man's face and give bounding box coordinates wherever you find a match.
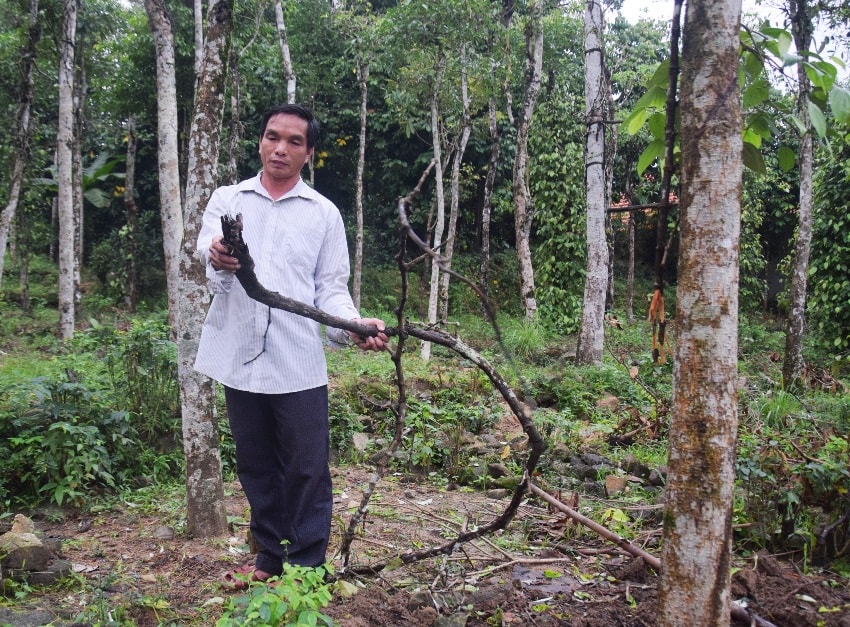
[258,113,313,185]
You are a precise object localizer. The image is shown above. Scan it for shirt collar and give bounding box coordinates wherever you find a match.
[239,172,320,202]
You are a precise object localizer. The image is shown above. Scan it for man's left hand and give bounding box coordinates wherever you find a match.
[348,318,388,352]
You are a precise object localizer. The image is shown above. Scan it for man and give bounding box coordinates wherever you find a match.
[194,103,387,588]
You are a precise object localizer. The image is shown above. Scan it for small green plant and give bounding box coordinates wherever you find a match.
[217,563,335,627]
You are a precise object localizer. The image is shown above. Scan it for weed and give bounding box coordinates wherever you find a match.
[217,563,334,626]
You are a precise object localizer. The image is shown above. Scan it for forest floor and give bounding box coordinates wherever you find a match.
[4,463,850,627]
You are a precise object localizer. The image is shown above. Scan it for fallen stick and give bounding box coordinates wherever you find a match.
[528,481,778,627]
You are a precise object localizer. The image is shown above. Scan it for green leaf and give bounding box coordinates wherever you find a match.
[746,113,771,140]
[743,81,769,109]
[647,59,671,87]
[743,128,762,149]
[634,85,667,111]
[647,112,666,141]
[637,139,664,174]
[742,142,766,174]
[828,87,850,124]
[623,107,648,135]
[808,101,827,137]
[777,146,796,172]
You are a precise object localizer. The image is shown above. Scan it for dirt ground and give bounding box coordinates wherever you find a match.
[5,465,850,627]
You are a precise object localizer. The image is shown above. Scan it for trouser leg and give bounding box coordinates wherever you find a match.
[224,385,332,574]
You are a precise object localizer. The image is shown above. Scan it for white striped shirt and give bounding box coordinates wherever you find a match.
[194,174,359,394]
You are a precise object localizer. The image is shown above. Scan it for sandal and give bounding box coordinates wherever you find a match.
[221,563,276,590]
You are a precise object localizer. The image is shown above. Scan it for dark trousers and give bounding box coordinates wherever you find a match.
[224,385,332,574]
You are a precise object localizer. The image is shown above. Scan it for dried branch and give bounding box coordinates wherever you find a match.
[219,171,545,575]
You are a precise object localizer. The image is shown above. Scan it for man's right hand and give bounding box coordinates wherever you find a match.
[209,235,240,273]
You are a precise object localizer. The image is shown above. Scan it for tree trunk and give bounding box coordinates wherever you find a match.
[194,0,203,84]
[0,0,39,294]
[513,0,543,319]
[124,115,139,312]
[576,0,609,365]
[480,92,500,301]
[57,0,78,340]
[145,0,184,334]
[439,47,471,322]
[72,38,87,315]
[352,59,369,310]
[626,207,635,323]
[177,0,232,539]
[420,60,446,362]
[657,0,742,622]
[782,0,814,390]
[274,0,296,103]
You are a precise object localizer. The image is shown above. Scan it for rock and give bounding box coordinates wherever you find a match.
[0,531,51,571]
[595,394,620,412]
[407,589,433,611]
[469,584,514,610]
[605,475,628,496]
[10,514,35,534]
[648,466,668,486]
[486,463,510,479]
[434,612,469,627]
[620,454,650,479]
[351,432,371,454]
[16,558,72,585]
[486,489,511,500]
[152,525,175,540]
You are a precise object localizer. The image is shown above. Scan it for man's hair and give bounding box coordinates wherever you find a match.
[259,104,320,149]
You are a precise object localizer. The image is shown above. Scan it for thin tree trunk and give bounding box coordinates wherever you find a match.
[657,0,742,622]
[177,0,232,538]
[782,0,814,390]
[124,115,139,312]
[513,0,543,319]
[480,92,499,301]
[421,59,446,362]
[194,0,203,85]
[72,36,87,315]
[145,0,183,333]
[577,0,609,364]
[352,59,369,310]
[274,0,296,103]
[57,0,78,340]
[439,46,471,322]
[626,207,635,323]
[0,0,39,294]
[605,68,617,310]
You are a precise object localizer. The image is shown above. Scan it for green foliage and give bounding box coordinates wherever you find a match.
[217,563,334,627]
[808,124,850,370]
[530,96,586,334]
[0,312,184,506]
[1,378,127,506]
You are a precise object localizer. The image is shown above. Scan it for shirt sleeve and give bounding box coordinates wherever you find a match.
[313,202,359,345]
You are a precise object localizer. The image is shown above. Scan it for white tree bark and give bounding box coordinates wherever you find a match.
[513,0,543,319]
[124,115,139,312]
[274,0,296,104]
[352,59,369,310]
[194,0,204,83]
[782,0,814,389]
[57,0,78,340]
[658,0,742,622]
[178,0,232,538]
[577,0,609,365]
[0,0,39,294]
[421,60,446,362]
[145,0,184,333]
[439,46,471,322]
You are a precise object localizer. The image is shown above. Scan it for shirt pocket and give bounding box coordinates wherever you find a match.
[283,227,324,282]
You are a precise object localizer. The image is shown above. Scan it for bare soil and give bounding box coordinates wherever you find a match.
[6,466,850,626]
